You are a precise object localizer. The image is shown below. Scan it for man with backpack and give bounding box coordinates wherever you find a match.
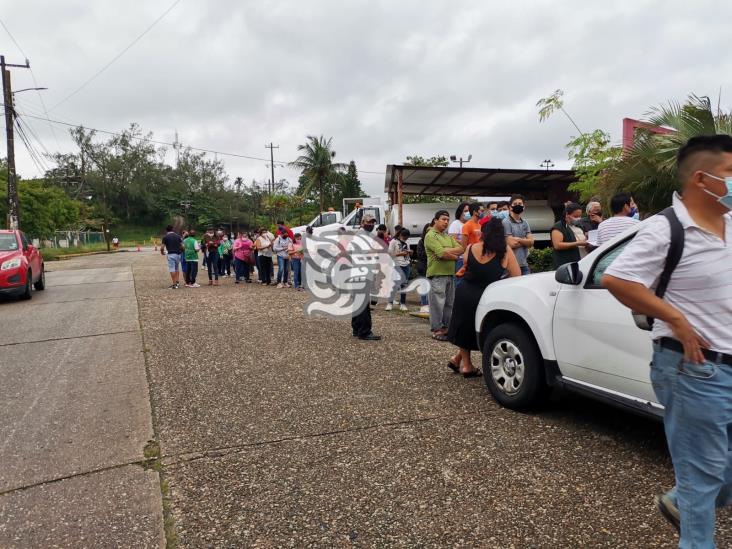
[602,135,732,548]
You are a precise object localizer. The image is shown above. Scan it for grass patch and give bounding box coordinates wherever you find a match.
[41,243,113,261]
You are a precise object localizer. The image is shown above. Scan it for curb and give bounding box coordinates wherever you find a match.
[51,250,124,261]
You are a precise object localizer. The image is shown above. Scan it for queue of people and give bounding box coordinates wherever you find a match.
[160,220,305,290]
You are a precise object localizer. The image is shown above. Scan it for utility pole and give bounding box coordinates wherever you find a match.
[265,142,279,194]
[1,54,30,230]
[173,130,181,168]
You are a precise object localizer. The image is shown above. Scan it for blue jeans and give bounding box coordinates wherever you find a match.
[520,265,531,276]
[651,343,732,549]
[454,256,464,288]
[234,258,249,282]
[292,258,302,288]
[207,251,219,280]
[391,265,410,305]
[277,256,290,284]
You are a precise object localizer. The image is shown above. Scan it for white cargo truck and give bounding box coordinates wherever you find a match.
[304,197,556,248]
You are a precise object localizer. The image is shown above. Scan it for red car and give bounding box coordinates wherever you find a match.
[0,229,45,300]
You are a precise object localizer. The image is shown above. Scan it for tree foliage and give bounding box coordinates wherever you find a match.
[0,177,82,238]
[602,94,732,214]
[290,135,348,213]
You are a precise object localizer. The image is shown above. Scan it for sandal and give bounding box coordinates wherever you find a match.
[447,360,460,373]
[432,333,449,342]
[462,369,482,378]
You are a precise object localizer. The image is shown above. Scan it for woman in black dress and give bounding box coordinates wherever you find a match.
[446,217,521,377]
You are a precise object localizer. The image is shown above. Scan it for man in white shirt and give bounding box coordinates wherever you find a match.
[596,193,639,245]
[602,134,732,546]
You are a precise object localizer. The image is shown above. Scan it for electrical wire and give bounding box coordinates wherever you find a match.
[5,103,388,175]
[49,0,182,110]
[14,118,48,175]
[0,16,61,148]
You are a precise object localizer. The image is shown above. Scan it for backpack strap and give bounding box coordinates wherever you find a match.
[655,207,685,299]
[647,206,684,328]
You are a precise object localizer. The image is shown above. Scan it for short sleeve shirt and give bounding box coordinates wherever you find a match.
[604,193,732,354]
[502,216,531,267]
[461,219,482,246]
[162,232,182,254]
[448,219,464,238]
[425,229,460,277]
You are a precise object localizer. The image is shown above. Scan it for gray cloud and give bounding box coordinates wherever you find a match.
[3,0,730,196]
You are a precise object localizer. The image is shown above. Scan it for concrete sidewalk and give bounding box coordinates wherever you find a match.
[0,256,164,548]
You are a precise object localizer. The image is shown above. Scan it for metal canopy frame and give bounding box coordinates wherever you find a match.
[384,164,578,226]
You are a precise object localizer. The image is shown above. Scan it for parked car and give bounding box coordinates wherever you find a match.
[475,222,662,418]
[0,230,45,300]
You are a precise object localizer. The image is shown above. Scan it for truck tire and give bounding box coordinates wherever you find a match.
[34,264,45,291]
[482,322,546,410]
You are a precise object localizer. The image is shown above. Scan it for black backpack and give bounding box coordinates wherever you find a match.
[633,206,684,330]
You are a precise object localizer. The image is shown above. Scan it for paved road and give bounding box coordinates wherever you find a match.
[0,253,164,548]
[2,250,731,547]
[131,251,730,548]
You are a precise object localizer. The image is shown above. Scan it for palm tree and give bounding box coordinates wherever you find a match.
[289,135,346,224]
[602,94,732,214]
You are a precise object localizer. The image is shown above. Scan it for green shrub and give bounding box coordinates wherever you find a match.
[527,247,554,273]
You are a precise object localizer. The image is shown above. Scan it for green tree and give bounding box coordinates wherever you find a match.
[0,178,82,238]
[402,154,450,203]
[404,155,449,167]
[565,130,622,202]
[602,94,732,214]
[289,135,346,221]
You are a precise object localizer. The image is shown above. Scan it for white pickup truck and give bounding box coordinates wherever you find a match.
[474,222,662,418]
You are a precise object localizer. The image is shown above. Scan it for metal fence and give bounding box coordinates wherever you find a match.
[35,231,107,249]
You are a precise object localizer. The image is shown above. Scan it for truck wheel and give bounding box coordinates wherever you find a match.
[20,271,32,300]
[34,265,45,291]
[482,322,546,410]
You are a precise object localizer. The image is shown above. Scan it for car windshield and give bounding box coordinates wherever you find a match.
[0,234,19,251]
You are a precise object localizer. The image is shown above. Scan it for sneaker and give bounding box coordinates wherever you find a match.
[419,305,429,314]
[655,494,680,534]
[168,284,176,290]
[277,283,284,289]
[185,284,193,288]
[385,303,393,311]
[191,283,201,288]
[400,304,409,312]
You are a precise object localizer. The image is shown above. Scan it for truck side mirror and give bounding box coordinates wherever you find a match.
[555,262,583,285]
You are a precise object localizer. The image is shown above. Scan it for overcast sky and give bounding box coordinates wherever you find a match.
[2,0,730,197]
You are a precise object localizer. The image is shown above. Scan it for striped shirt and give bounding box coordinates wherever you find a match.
[605,192,732,353]
[597,215,639,245]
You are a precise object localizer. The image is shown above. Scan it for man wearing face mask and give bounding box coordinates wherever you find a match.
[603,135,732,547]
[503,194,534,275]
[495,201,510,220]
[596,193,640,246]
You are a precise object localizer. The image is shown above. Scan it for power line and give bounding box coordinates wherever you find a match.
[49,0,182,110]
[5,103,388,176]
[0,16,61,148]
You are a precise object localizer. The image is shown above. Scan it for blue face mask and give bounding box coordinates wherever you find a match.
[463,212,472,221]
[628,206,638,218]
[702,172,732,210]
[490,209,498,217]
[496,211,508,220]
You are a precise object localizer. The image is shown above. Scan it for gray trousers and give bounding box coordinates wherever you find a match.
[428,275,455,331]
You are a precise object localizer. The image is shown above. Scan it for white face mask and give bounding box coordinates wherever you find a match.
[702,172,732,210]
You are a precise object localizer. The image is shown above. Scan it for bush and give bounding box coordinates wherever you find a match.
[528,247,554,273]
